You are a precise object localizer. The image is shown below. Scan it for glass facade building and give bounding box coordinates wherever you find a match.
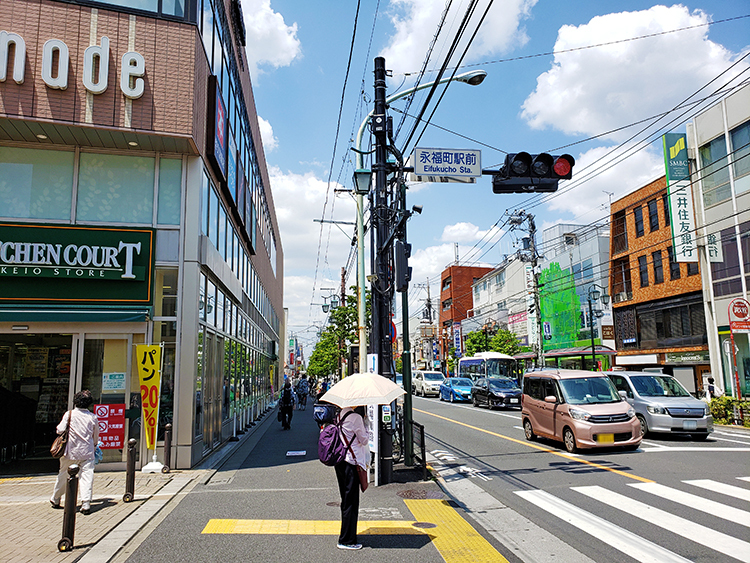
[0,0,283,470]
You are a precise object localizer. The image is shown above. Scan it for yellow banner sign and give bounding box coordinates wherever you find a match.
[136,344,162,450]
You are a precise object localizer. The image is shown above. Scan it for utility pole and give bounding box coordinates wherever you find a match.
[371,57,394,484]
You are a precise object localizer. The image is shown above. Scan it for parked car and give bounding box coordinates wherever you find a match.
[395,373,403,389]
[413,370,445,397]
[521,369,641,453]
[439,378,473,402]
[606,371,713,439]
[472,377,522,409]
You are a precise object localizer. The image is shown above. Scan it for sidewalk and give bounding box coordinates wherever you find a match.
[0,404,511,563]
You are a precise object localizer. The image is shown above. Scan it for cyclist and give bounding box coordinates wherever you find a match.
[296,375,310,410]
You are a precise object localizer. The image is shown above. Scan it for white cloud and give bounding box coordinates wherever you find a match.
[241,0,302,81]
[521,5,749,140]
[257,116,278,152]
[545,144,664,218]
[270,166,356,326]
[381,0,537,79]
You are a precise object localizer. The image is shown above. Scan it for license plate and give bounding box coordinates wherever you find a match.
[683,420,698,430]
[509,398,519,403]
[596,433,615,444]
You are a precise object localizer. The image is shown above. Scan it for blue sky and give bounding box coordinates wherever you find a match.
[238,1,750,359]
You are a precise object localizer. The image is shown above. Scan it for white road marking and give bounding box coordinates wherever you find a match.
[684,479,750,503]
[629,481,750,527]
[573,485,750,563]
[642,446,750,452]
[515,489,692,563]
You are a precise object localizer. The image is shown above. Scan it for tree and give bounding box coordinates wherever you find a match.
[464,330,490,357]
[490,328,521,356]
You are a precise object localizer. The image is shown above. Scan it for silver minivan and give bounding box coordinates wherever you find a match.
[607,371,713,439]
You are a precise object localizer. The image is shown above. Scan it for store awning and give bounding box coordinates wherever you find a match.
[514,345,617,360]
[0,304,151,323]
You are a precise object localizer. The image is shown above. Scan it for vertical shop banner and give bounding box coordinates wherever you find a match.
[136,344,162,450]
[453,322,462,358]
[663,133,698,263]
[94,404,126,449]
[525,264,538,345]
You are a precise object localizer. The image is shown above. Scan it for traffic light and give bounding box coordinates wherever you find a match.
[493,153,575,193]
[394,240,412,293]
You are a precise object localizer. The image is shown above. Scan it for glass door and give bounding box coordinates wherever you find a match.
[201,331,224,452]
[81,335,130,463]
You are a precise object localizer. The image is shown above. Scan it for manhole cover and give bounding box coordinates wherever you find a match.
[326,501,340,507]
[397,489,444,500]
[412,522,437,529]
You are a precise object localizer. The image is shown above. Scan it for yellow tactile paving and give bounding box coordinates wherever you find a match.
[0,477,32,483]
[406,499,509,563]
[202,499,508,562]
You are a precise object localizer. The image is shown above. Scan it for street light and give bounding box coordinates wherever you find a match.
[353,64,486,477]
[587,284,610,371]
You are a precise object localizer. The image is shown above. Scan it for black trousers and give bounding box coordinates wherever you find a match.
[280,406,293,428]
[334,461,360,545]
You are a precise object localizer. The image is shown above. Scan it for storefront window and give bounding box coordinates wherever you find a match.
[157,158,182,225]
[195,327,204,438]
[155,270,179,317]
[700,135,731,207]
[77,153,155,224]
[719,333,749,397]
[153,321,176,440]
[0,147,74,220]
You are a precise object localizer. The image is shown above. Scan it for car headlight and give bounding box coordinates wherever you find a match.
[627,407,635,419]
[569,407,591,420]
[704,406,710,416]
[647,405,666,414]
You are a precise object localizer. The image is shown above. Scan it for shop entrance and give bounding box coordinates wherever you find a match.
[0,333,76,473]
[201,331,225,453]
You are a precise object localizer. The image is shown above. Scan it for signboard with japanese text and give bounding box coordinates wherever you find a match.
[704,232,724,263]
[414,147,481,178]
[136,344,162,450]
[729,298,750,334]
[663,133,698,262]
[227,132,238,204]
[453,322,462,358]
[207,76,227,182]
[94,403,126,449]
[525,264,538,345]
[102,372,126,393]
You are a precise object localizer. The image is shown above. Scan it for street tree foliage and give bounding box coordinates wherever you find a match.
[464,327,521,358]
[307,288,371,379]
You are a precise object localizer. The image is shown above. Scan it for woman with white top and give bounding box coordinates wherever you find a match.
[334,405,370,550]
[50,390,99,515]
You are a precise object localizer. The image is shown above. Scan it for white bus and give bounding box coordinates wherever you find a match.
[457,351,517,381]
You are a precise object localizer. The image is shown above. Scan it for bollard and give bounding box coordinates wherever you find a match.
[57,464,79,552]
[162,424,172,474]
[123,438,137,502]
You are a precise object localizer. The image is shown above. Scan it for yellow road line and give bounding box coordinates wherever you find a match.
[0,477,32,484]
[415,407,653,483]
[203,499,509,562]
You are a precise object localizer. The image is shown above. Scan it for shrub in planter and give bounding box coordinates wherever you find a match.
[709,396,750,427]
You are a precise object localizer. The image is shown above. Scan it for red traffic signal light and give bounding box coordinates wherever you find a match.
[552,154,575,179]
[493,152,575,193]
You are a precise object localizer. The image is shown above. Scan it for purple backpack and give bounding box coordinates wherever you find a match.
[318,411,354,466]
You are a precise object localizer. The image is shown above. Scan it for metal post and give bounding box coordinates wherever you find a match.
[399,181,414,466]
[588,296,596,371]
[163,424,172,473]
[123,438,137,502]
[57,464,79,552]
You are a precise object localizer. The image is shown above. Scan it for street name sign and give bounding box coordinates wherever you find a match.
[413,147,481,178]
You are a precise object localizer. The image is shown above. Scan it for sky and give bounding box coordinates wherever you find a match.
[238,0,750,360]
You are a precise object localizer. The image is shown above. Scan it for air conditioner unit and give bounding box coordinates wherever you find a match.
[615,292,628,302]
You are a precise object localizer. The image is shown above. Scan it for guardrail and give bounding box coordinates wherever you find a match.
[411,420,427,481]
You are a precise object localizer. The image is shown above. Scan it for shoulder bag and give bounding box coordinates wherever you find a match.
[50,410,72,459]
[340,419,369,492]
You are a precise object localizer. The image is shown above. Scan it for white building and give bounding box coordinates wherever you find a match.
[687,82,750,397]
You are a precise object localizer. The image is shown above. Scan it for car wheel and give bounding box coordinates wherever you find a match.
[473,396,478,407]
[636,414,648,437]
[563,428,577,453]
[523,419,536,441]
[439,391,443,401]
[450,392,455,403]
[692,433,710,441]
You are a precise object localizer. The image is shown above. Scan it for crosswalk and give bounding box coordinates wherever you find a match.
[516,476,750,563]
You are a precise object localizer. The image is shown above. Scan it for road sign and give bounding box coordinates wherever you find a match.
[729,298,750,333]
[390,320,397,343]
[413,147,481,178]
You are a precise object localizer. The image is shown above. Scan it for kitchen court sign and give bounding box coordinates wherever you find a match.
[0,224,154,303]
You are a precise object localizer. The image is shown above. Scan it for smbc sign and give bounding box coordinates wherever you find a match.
[0,223,154,303]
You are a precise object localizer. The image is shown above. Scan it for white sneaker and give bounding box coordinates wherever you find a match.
[337,544,362,550]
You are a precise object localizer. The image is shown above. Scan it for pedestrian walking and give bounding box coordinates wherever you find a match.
[50,390,99,515]
[334,405,369,550]
[706,377,723,399]
[279,381,295,430]
[296,375,309,410]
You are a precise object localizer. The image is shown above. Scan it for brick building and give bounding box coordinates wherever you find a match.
[0,0,283,471]
[438,264,492,368]
[609,175,709,394]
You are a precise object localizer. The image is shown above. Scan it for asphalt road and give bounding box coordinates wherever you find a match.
[411,393,750,563]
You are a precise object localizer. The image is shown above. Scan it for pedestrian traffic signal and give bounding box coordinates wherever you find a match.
[394,240,412,293]
[492,153,575,193]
